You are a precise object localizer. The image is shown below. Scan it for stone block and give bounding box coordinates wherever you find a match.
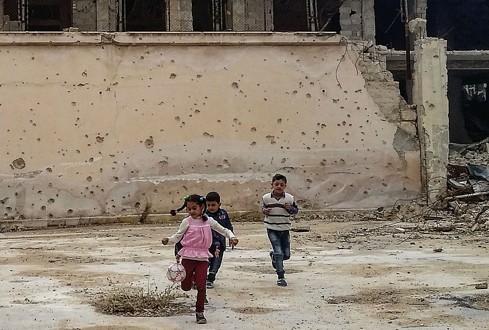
[400,122,417,136]
[401,109,417,121]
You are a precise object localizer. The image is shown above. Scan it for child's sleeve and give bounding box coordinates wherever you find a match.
[167,218,190,244]
[210,219,236,239]
[288,200,299,215]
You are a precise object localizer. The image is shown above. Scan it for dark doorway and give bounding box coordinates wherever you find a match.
[374,0,405,49]
[123,0,166,31]
[460,76,489,142]
[273,0,309,31]
[192,0,213,31]
[427,0,489,51]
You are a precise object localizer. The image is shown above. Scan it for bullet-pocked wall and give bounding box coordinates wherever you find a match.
[0,33,420,220]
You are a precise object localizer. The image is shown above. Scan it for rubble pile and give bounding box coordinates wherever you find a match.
[364,138,489,234]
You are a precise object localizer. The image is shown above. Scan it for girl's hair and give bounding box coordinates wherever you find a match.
[170,194,207,219]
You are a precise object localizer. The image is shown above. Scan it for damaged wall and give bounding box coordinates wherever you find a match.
[0,32,420,219]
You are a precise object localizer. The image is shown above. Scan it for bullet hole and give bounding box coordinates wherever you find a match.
[333,99,339,103]
[194,109,200,114]
[301,132,306,135]
[37,138,41,142]
[306,93,311,98]
[82,70,87,77]
[320,159,327,166]
[277,118,282,124]
[231,82,239,89]
[206,149,212,153]
[48,198,55,204]
[292,90,298,94]
[250,141,257,146]
[41,205,46,210]
[86,176,92,182]
[203,132,214,138]
[281,158,286,163]
[170,73,176,79]
[113,176,119,181]
[67,209,73,214]
[342,121,347,126]
[96,136,104,143]
[6,207,12,212]
[350,10,356,16]
[363,191,368,194]
[175,116,180,122]
[145,137,154,148]
[71,102,77,106]
[315,131,319,135]
[250,127,257,132]
[12,158,26,169]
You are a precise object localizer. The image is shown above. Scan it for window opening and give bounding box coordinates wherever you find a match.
[121,0,166,31]
[461,79,489,142]
[427,0,489,51]
[374,0,405,49]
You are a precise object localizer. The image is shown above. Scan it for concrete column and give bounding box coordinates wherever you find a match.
[232,0,245,31]
[73,0,97,31]
[242,0,270,31]
[412,38,449,203]
[97,0,117,31]
[0,0,4,31]
[414,0,427,19]
[168,0,193,31]
[361,0,375,42]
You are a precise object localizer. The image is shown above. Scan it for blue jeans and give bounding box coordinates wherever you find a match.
[267,229,290,278]
[207,251,224,282]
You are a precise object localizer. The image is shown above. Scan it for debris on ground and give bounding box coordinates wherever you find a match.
[91,283,190,317]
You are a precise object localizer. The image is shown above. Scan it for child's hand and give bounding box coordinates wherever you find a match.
[161,237,169,245]
[230,237,238,247]
[284,203,291,210]
[175,254,181,263]
[262,208,271,215]
[215,247,220,258]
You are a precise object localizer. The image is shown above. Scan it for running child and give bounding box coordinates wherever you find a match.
[162,194,238,324]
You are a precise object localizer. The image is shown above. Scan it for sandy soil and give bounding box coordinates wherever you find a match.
[1,216,489,330]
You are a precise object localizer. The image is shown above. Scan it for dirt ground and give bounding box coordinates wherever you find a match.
[1,215,489,330]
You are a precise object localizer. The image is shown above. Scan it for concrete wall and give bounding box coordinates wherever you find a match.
[0,32,420,220]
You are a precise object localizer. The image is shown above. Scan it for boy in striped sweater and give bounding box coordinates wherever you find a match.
[261,174,299,286]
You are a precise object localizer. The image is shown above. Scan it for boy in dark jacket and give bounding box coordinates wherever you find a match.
[205,191,234,289]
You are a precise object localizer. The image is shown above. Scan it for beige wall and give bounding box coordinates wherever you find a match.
[0,32,420,219]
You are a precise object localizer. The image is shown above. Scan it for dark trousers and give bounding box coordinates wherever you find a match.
[181,259,208,313]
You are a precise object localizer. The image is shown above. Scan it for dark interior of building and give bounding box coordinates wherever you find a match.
[124,0,166,31]
[427,0,489,51]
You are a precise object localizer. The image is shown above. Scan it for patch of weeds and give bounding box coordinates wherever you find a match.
[91,283,190,317]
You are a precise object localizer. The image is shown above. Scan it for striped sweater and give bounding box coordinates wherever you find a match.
[262,192,299,231]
